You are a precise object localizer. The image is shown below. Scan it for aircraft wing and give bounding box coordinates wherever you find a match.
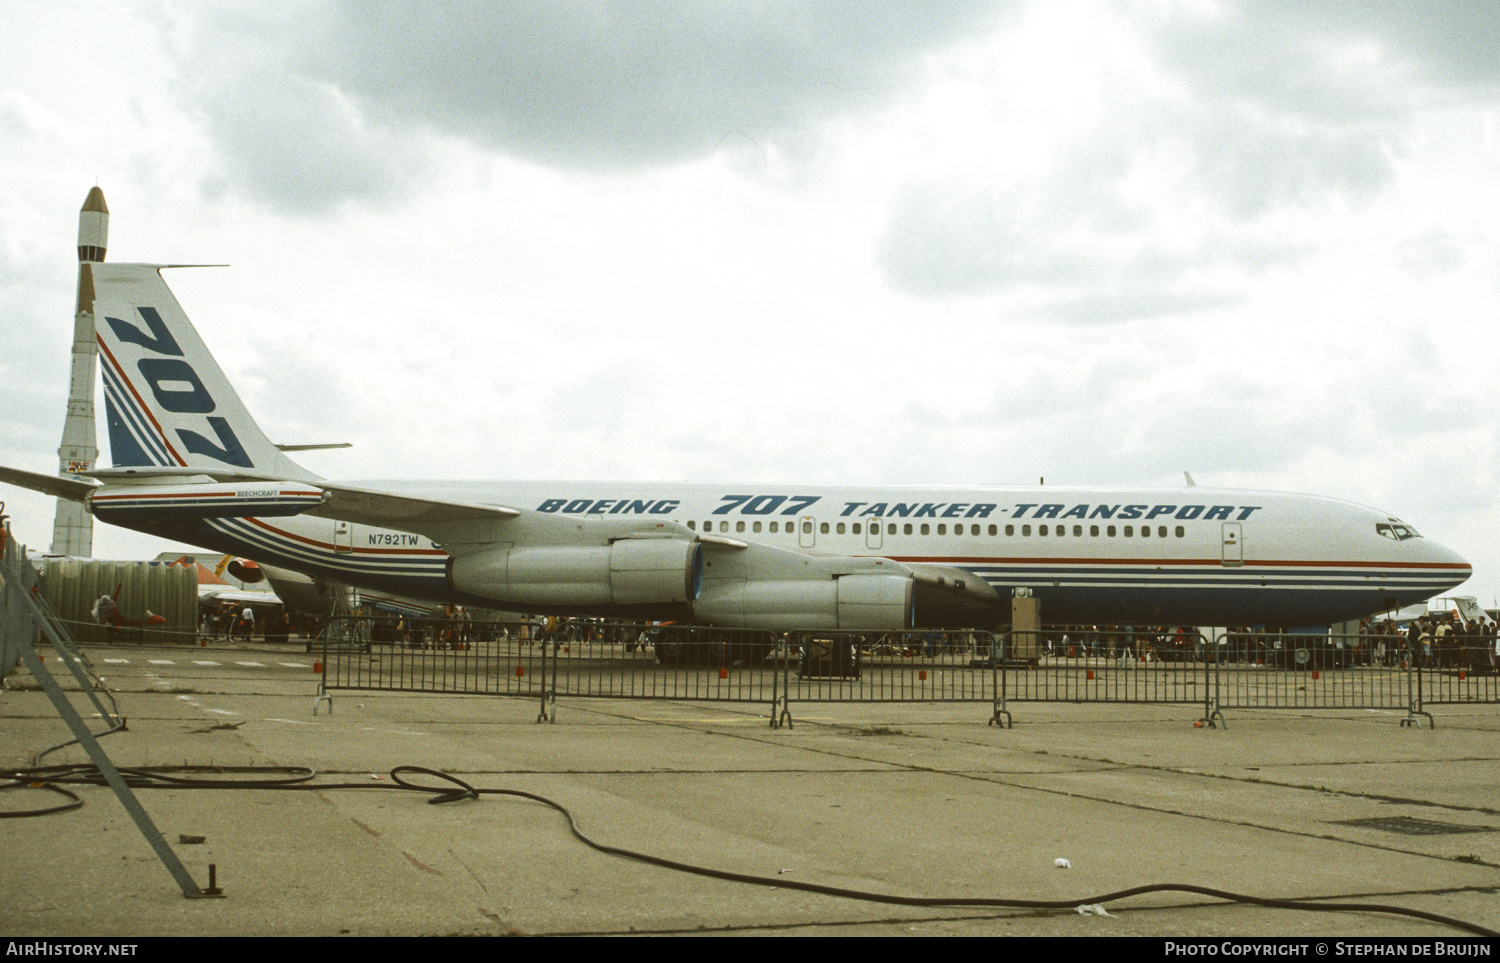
[82,468,523,525]
[0,465,99,502]
[300,482,521,526]
[198,587,282,609]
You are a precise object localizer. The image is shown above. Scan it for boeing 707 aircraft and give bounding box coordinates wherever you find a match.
[1,260,1472,632]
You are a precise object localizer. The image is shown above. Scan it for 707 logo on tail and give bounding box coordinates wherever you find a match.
[103,306,252,468]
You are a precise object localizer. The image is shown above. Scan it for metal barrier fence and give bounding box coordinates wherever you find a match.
[315,619,1005,725]
[313,618,1498,727]
[1205,632,1498,727]
[0,524,40,679]
[996,628,1213,718]
[1209,632,1417,721]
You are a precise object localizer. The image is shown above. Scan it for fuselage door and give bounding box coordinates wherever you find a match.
[334,520,354,555]
[799,515,816,549]
[865,514,883,551]
[1221,522,1243,567]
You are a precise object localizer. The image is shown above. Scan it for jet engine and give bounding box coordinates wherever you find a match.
[693,573,914,631]
[448,538,702,608]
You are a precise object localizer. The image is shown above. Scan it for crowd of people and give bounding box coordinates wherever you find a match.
[198,601,297,644]
[1361,614,1499,669]
[160,601,1500,675]
[1031,618,1499,670]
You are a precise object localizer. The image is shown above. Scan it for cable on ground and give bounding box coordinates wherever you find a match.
[2,762,1492,936]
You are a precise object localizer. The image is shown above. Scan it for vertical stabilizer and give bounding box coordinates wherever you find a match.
[92,263,317,481]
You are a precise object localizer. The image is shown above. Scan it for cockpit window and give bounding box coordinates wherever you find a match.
[1377,520,1422,541]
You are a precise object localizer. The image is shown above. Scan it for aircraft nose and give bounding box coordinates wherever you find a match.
[1424,539,1472,592]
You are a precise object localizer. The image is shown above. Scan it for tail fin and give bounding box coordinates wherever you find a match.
[92,263,316,481]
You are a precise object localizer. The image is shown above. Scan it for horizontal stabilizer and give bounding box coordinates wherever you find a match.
[87,466,291,484]
[0,465,99,502]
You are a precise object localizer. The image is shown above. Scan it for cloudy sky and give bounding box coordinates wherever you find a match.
[2,1,1498,608]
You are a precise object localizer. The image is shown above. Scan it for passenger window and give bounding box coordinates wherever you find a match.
[736,521,745,533]
[937,524,947,535]
[1107,525,1116,537]
[820,522,829,534]
[1123,526,1132,536]
[752,521,762,533]
[1022,525,1031,536]
[906,523,915,535]
[888,524,896,535]
[853,523,861,534]
[1039,525,1048,536]
[803,521,812,534]
[1090,525,1099,537]
[1175,526,1185,537]
[837,522,846,534]
[1141,526,1150,537]
[720,521,728,533]
[1159,526,1167,537]
[1004,524,1013,536]
[1073,525,1082,536]
[687,521,696,530]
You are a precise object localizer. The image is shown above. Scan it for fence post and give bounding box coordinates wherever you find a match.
[771,632,794,729]
[1402,645,1433,728]
[988,630,1011,727]
[537,632,556,723]
[1203,631,1225,728]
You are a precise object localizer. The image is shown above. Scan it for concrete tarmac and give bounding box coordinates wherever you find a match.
[2,640,1497,937]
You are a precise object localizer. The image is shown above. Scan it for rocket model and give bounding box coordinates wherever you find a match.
[50,187,107,556]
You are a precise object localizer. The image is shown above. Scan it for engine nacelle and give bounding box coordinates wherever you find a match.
[449,538,702,608]
[694,574,914,631]
[223,557,265,584]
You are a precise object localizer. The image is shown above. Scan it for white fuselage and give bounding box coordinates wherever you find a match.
[132,480,1470,628]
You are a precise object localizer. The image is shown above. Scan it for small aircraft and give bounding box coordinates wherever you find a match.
[211,554,455,621]
[158,554,283,614]
[0,254,1473,633]
[213,556,339,618]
